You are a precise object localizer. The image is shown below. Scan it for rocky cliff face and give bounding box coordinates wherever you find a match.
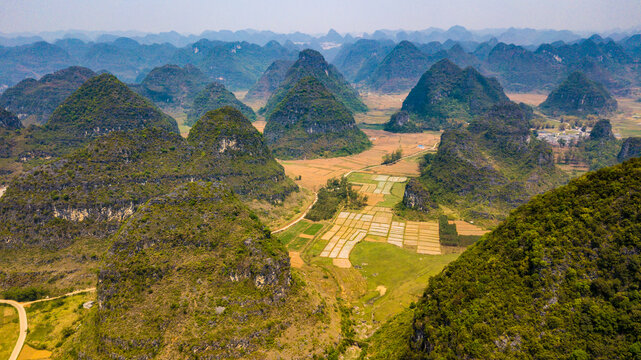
[264,76,370,159]
[402,179,436,212]
[540,71,617,116]
[386,59,509,132]
[74,181,293,359]
[618,137,641,162]
[0,108,22,130]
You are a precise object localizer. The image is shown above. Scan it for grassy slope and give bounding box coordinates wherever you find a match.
[0,304,19,359]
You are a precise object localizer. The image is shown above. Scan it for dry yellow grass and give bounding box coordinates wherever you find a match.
[252,120,267,133]
[18,344,51,360]
[354,92,408,124]
[280,129,439,190]
[288,251,304,268]
[450,220,489,236]
[507,92,548,106]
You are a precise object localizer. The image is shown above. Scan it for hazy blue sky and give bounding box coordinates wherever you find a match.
[1,0,640,34]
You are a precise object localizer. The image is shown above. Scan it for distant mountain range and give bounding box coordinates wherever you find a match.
[1,29,641,96]
[4,26,641,48]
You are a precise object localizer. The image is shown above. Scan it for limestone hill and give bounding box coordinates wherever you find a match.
[35,73,178,155]
[385,59,509,132]
[264,76,370,159]
[186,82,256,126]
[540,71,618,116]
[332,39,395,83]
[131,64,210,109]
[566,119,622,171]
[244,59,294,102]
[403,103,566,222]
[0,108,295,292]
[370,158,641,359]
[365,40,431,93]
[261,49,367,116]
[187,106,295,199]
[71,181,294,359]
[0,108,21,160]
[0,66,96,125]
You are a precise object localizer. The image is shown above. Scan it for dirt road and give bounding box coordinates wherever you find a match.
[273,192,318,233]
[1,287,96,360]
[0,299,27,360]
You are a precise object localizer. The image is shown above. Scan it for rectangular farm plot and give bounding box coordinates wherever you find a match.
[451,220,490,236]
[317,174,442,266]
[417,222,441,255]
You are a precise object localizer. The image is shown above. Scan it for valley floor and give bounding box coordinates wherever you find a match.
[14,90,641,358]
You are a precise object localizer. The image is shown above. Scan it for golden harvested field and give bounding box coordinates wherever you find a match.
[280,129,440,190]
[18,344,51,360]
[252,120,266,133]
[354,92,408,124]
[450,220,490,236]
[507,92,548,106]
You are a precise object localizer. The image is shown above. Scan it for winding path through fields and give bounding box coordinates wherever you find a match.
[1,287,96,360]
[0,299,27,360]
[273,192,318,233]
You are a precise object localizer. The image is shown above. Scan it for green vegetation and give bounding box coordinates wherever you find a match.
[405,103,567,224]
[385,59,509,132]
[303,223,324,236]
[351,242,460,323]
[0,107,296,293]
[0,304,19,360]
[371,157,641,359]
[366,40,431,93]
[68,181,318,359]
[561,120,622,171]
[618,137,641,162]
[540,71,617,116]
[277,220,311,245]
[2,286,50,301]
[261,49,367,117]
[306,177,367,221]
[332,39,395,83]
[33,73,179,156]
[377,182,406,208]
[171,40,297,90]
[131,64,210,110]
[0,66,96,125]
[245,59,294,102]
[264,76,371,159]
[0,107,22,129]
[438,215,480,247]
[26,292,93,353]
[186,82,256,125]
[382,148,403,165]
